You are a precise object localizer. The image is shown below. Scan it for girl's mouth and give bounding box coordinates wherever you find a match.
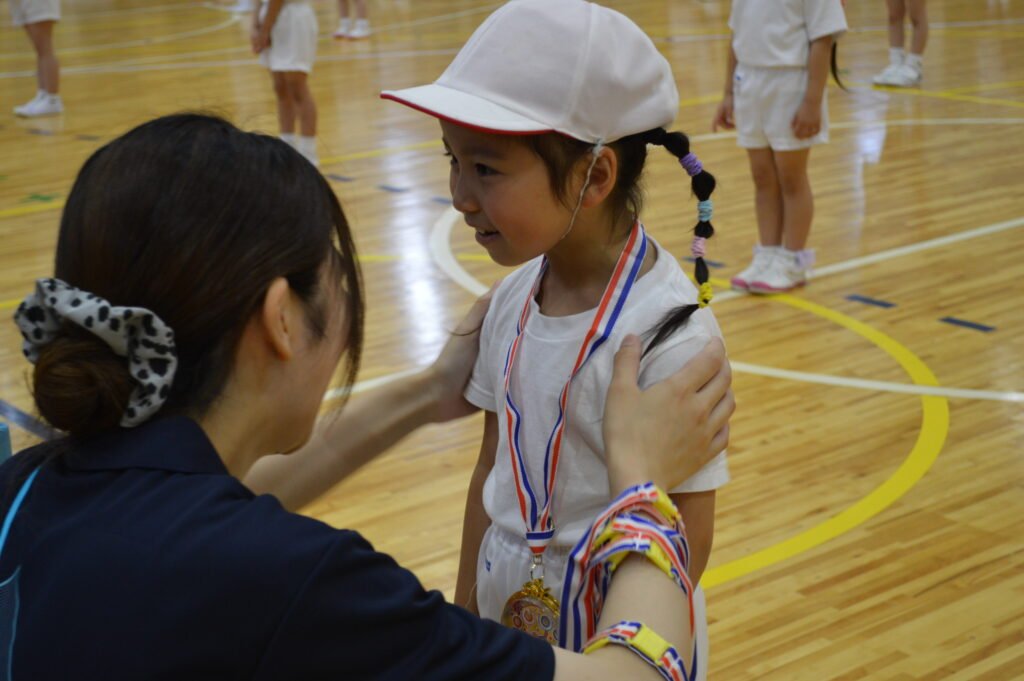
[474,227,500,245]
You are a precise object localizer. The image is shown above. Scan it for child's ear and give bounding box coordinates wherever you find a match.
[580,146,618,208]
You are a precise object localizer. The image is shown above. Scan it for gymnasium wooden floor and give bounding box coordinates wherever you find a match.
[2,0,1023,677]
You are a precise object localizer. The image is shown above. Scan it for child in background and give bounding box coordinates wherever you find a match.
[384,1,728,676]
[333,0,371,39]
[715,0,847,293]
[873,0,928,87]
[11,0,63,117]
[252,0,319,165]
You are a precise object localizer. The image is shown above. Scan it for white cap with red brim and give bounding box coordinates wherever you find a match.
[381,0,680,144]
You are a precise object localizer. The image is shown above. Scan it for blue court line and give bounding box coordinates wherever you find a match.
[939,317,996,333]
[846,294,897,309]
[431,196,452,205]
[681,256,726,269]
[326,173,354,183]
[0,399,56,441]
[27,129,54,136]
[377,184,410,193]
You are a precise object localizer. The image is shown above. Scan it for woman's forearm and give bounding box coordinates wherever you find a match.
[244,370,439,511]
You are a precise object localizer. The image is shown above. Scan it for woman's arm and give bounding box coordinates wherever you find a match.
[454,411,498,612]
[244,292,493,511]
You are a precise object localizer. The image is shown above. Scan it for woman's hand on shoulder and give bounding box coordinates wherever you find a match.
[603,335,734,492]
[424,283,499,423]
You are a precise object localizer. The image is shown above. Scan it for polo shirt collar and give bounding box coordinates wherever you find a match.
[62,416,229,475]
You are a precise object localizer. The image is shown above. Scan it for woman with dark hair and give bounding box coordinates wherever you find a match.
[2,113,733,680]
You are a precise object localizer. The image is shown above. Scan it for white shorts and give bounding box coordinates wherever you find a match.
[10,0,60,26]
[733,65,829,151]
[477,525,710,681]
[258,1,317,74]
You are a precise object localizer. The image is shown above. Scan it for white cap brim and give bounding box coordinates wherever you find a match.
[381,84,554,135]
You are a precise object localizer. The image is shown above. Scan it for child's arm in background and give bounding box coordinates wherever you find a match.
[252,0,284,53]
[712,42,737,131]
[791,34,834,139]
[671,491,716,584]
[454,410,498,613]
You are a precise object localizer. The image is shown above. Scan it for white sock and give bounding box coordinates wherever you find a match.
[355,18,369,29]
[905,53,923,71]
[889,48,905,66]
[297,135,318,165]
[280,132,298,148]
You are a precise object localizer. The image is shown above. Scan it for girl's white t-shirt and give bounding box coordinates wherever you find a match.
[465,236,730,548]
[729,0,848,68]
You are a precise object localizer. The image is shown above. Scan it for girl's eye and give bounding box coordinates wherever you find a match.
[475,163,496,177]
[443,151,458,167]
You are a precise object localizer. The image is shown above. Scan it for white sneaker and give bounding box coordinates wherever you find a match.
[876,63,921,88]
[333,18,351,39]
[347,19,371,39]
[749,249,813,294]
[730,245,778,291]
[227,0,253,12]
[872,62,903,86]
[13,91,45,116]
[14,93,63,118]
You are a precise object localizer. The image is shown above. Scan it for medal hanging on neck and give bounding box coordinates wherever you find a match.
[500,221,649,644]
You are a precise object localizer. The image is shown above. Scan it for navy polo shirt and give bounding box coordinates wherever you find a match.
[0,417,555,680]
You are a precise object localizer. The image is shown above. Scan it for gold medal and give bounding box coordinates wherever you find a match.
[501,577,560,644]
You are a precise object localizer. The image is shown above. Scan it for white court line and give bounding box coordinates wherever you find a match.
[0,47,460,79]
[425,201,1024,403]
[731,362,1024,403]
[662,17,1024,43]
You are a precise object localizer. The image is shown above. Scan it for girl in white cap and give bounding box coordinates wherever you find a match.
[384,1,728,676]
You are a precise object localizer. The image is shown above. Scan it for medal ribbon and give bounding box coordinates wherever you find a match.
[503,221,648,556]
[559,483,695,653]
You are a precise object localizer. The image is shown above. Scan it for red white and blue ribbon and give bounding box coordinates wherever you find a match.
[585,620,696,681]
[559,483,695,653]
[502,221,648,556]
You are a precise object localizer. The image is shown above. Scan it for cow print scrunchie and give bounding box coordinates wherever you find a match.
[13,278,178,428]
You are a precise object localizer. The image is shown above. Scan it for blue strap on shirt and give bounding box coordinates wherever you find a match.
[0,466,41,681]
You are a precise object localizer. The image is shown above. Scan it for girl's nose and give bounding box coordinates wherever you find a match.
[450,172,480,215]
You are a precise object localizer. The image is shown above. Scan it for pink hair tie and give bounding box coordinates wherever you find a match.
[691,237,707,259]
[680,153,702,177]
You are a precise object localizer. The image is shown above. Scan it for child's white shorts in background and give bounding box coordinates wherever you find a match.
[258,1,317,74]
[477,524,710,681]
[10,0,60,27]
[734,64,829,151]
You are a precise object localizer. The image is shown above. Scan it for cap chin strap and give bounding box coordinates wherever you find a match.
[558,142,605,242]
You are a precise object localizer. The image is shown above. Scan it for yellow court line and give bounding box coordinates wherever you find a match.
[939,79,1024,95]
[876,86,1024,111]
[701,278,950,589]
[0,200,67,220]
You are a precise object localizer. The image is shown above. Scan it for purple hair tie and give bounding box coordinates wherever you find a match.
[680,153,703,177]
[691,237,707,259]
